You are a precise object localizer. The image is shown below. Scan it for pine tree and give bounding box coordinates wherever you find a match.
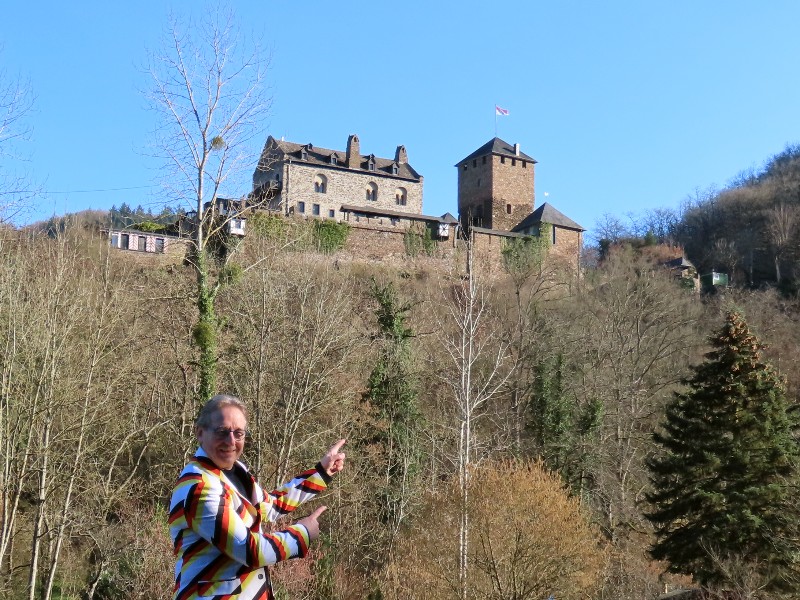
[646,310,800,592]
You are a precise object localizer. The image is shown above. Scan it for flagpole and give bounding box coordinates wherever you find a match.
[494,108,497,137]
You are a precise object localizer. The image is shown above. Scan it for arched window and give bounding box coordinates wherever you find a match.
[314,173,328,193]
[506,203,512,215]
[395,187,407,206]
[366,182,378,202]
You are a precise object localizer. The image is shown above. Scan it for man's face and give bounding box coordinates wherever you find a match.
[197,405,247,470]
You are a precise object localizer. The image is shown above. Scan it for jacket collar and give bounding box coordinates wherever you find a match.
[193,447,255,502]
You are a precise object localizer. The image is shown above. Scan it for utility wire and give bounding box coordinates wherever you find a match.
[44,185,157,194]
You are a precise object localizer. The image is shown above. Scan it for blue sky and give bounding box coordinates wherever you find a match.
[3,1,800,240]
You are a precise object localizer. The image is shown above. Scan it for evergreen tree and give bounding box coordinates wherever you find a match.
[362,280,424,563]
[646,310,800,592]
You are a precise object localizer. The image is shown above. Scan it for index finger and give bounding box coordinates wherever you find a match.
[329,439,346,454]
[310,505,328,519]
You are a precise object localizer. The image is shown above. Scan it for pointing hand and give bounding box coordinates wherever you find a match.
[320,439,346,477]
[297,505,327,541]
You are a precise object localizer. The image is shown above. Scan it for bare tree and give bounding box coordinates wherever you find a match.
[0,58,38,223]
[439,239,511,600]
[145,6,272,401]
[764,200,799,284]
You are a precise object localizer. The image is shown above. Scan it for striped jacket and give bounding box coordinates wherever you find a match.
[169,448,330,600]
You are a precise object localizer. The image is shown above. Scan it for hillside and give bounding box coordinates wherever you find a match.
[592,145,800,294]
[1,222,799,599]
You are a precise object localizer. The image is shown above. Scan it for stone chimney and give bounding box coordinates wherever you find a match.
[395,145,408,164]
[514,143,520,156]
[346,134,360,168]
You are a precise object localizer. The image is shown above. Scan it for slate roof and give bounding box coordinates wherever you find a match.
[340,204,458,223]
[663,256,696,270]
[266,136,422,181]
[512,202,585,232]
[455,137,537,166]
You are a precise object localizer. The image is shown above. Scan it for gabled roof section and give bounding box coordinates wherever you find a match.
[455,137,537,166]
[512,202,585,232]
[265,135,422,181]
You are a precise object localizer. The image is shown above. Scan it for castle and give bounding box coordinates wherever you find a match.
[107,133,584,271]
[250,134,584,269]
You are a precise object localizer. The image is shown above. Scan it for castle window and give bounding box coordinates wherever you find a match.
[313,203,320,216]
[314,173,327,193]
[328,209,335,218]
[506,203,512,215]
[463,163,467,170]
[472,159,477,167]
[482,156,486,164]
[301,149,308,160]
[395,187,407,206]
[366,182,378,202]
[522,161,527,168]
[330,155,338,165]
[501,156,506,164]
[391,217,399,226]
[392,163,399,175]
[298,201,305,214]
[511,158,516,167]
[552,227,557,245]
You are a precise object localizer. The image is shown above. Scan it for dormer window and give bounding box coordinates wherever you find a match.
[330,154,338,165]
[392,163,399,175]
[367,155,376,171]
[301,149,308,160]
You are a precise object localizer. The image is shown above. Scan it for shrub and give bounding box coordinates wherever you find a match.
[386,459,607,600]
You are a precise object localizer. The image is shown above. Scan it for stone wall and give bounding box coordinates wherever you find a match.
[549,227,582,271]
[490,154,535,231]
[457,154,534,231]
[263,162,423,219]
[339,219,458,263]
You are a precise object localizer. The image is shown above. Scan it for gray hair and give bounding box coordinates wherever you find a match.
[197,394,247,428]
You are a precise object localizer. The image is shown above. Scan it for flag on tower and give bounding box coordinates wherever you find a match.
[495,105,509,116]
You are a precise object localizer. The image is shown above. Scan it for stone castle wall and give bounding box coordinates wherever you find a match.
[458,154,534,231]
[265,162,423,219]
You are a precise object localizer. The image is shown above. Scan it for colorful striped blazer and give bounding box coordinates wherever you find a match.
[169,448,330,600]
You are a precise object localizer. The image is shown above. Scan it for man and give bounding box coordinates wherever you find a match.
[169,394,345,600]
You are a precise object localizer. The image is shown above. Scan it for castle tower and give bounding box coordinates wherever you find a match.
[455,137,537,231]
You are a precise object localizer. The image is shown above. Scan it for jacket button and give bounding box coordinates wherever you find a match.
[258,574,264,579]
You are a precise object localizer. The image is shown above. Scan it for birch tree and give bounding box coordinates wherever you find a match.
[439,240,511,600]
[145,6,272,401]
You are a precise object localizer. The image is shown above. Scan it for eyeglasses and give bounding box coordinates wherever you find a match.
[213,427,248,441]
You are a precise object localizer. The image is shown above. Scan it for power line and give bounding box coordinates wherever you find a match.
[44,185,157,194]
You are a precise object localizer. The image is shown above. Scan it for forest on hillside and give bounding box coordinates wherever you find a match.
[595,145,800,293]
[1,219,800,600]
